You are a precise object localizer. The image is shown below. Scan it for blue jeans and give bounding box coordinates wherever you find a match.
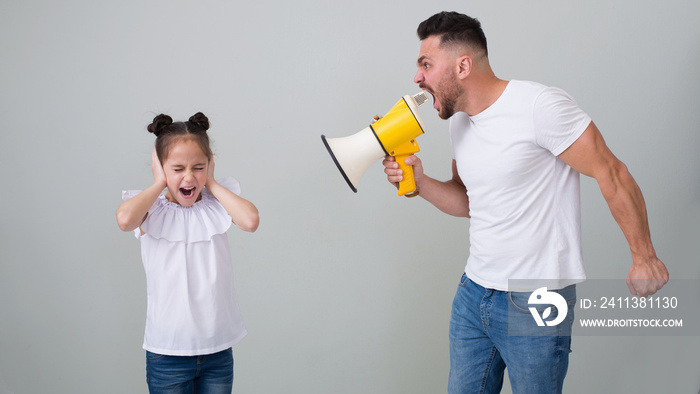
[146,348,234,394]
[448,274,576,394]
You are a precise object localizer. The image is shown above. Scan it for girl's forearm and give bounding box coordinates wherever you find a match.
[116,182,164,232]
[207,181,260,233]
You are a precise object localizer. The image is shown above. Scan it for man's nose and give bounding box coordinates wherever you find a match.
[413,70,424,84]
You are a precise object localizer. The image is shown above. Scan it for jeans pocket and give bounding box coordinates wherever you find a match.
[458,273,469,287]
[146,352,193,387]
[146,351,166,362]
[508,287,575,316]
[508,290,556,315]
[507,287,577,336]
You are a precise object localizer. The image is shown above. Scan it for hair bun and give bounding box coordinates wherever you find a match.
[147,114,173,136]
[188,112,209,132]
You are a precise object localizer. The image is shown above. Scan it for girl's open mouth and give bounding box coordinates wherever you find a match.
[180,186,196,198]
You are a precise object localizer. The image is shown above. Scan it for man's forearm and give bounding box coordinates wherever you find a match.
[597,160,656,260]
[416,175,470,218]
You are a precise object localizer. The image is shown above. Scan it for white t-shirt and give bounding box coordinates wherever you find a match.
[122,177,247,356]
[450,80,591,291]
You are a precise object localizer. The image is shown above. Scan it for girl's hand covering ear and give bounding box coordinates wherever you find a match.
[152,148,166,190]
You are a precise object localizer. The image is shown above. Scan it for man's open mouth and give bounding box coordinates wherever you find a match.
[420,86,437,109]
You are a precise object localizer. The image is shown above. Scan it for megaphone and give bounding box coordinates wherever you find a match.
[321,91,429,196]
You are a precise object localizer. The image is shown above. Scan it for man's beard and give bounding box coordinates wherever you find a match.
[422,70,463,120]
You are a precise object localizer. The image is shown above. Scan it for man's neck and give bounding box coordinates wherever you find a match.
[462,74,509,117]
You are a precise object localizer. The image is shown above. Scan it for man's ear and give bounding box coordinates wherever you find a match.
[456,55,472,79]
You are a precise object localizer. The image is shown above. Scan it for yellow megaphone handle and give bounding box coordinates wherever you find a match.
[391,139,421,196]
[395,154,416,196]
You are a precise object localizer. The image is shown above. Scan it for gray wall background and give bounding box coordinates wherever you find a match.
[1,1,699,393]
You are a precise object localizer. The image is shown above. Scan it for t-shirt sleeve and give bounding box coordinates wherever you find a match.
[533,87,591,156]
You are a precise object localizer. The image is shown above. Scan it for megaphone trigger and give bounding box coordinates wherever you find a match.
[390,139,421,196]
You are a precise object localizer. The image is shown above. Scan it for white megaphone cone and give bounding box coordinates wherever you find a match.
[321,127,385,193]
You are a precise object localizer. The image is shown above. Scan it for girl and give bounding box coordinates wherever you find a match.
[116,112,259,393]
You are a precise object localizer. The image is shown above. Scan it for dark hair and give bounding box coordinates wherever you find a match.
[417,11,488,57]
[147,112,213,163]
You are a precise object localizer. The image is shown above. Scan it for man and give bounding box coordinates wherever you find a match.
[382,11,669,394]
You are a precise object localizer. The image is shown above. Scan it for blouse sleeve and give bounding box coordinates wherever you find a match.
[121,189,160,240]
[214,177,242,195]
[122,189,141,201]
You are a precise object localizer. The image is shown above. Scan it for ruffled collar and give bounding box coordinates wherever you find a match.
[158,185,215,210]
[139,178,241,243]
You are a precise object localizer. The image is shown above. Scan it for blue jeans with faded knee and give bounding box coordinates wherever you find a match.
[448,274,576,394]
[146,348,234,394]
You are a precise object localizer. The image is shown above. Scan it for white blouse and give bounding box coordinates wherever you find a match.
[122,177,247,356]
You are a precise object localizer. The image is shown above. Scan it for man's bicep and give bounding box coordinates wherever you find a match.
[558,121,619,179]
